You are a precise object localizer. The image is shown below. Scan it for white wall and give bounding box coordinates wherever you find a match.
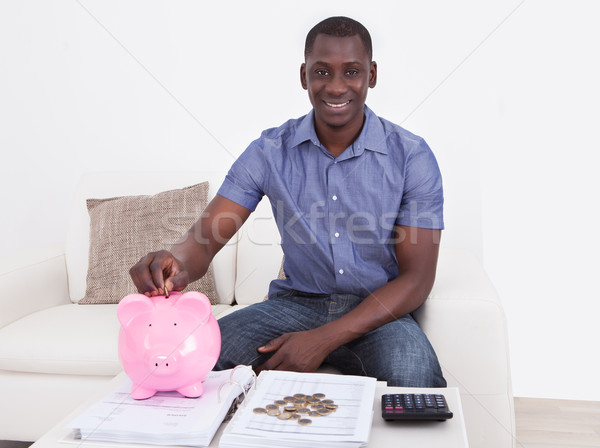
[1,1,598,401]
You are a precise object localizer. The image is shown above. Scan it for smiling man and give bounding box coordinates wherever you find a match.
[130,16,446,387]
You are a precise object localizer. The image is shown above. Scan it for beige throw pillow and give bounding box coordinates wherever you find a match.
[80,182,218,304]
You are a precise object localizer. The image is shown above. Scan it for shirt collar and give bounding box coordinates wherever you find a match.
[290,105,388,155]
[354,105,388,155]
[290,109,320,148]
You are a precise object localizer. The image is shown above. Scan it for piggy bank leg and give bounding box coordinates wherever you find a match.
[177,382,204,398]
[131,384,157,400]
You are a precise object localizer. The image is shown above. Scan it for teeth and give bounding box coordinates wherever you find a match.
[325,101,349,108]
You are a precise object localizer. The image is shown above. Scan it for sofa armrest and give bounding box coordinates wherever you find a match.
[413,247,512,395]
[413,247,515,448]
[0,243,71,329]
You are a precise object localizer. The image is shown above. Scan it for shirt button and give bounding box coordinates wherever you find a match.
[334,232,340,238]
[332,195,338,201]
[338,269,344,275]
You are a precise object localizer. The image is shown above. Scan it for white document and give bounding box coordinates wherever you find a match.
[67,368,254,447]
[220,370,376,448]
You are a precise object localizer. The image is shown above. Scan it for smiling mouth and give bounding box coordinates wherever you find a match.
[324,100,351,108]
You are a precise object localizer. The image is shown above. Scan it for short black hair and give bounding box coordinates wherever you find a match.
[304,16,373,61]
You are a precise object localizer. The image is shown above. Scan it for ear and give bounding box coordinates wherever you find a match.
[369,61,378,88]
[117,294,154,327]
[300,63,308,90]
[176,291,212,324]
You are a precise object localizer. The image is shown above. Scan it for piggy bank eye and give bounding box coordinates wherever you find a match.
[148,323,152,327]
[173,323,177,326]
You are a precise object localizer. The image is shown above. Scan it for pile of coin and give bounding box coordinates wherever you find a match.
[253,392,338,426]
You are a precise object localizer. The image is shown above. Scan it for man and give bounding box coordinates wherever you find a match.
[130,16,446,387]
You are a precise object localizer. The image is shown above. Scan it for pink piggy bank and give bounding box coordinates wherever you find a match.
[117,291,221,400]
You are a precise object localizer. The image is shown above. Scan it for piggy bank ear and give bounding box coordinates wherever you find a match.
[117,294,154,327]
[176,291,212,323]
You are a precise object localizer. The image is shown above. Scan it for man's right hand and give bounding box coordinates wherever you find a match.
[129,250,190,297]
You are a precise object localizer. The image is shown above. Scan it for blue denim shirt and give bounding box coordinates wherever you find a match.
[217,105,444,298]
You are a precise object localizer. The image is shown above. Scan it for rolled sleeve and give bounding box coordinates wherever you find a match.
[216,143,266,212]
[396,139,444,230]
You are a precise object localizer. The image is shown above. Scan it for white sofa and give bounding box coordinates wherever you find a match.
[0,172,515,448]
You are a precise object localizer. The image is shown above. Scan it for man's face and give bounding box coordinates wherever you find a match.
[301,34,377,131]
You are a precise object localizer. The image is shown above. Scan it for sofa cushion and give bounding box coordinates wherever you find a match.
[0,304,122,376]
[235,198,284,304]
[80,182,218,304]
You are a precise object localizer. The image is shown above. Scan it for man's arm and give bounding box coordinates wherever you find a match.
[130,195,252,296]
[256,226,441,372]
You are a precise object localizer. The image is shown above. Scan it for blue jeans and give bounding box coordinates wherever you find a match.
[215,291,446,387]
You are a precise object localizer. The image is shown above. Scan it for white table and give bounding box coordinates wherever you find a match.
[31,374,469,448]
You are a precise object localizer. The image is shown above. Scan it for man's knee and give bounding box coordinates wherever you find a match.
[352,317,446,387]
[382,356,447,388]
[375,336,446,387]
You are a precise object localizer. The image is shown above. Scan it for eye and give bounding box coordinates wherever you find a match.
[346,69,359,76]
[315,69,329,76]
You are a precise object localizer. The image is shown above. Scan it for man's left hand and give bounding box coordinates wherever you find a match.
[255,329,332,374]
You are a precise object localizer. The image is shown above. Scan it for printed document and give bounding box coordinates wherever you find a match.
[67,368,254,446]
[220,370,376,448]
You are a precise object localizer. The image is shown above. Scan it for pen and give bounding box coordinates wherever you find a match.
[164,282,169,298]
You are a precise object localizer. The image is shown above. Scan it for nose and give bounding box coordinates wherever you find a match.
[326,73,348,97]
[149,353,179,376]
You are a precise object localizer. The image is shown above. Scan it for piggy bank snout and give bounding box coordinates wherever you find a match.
[149,351,180,376]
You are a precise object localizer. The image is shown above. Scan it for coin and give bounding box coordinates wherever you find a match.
[309,410,320,417]
[290,414,301,420]
[317,408,332,416]
[253,407,267,414]
[321,399,334,405]
[312,393,326,399]
[283,396,295,403]
[277,412,292,420]
[266,409,280,416]
[293,399,306,408]
[293,393,306,400]
[298,418,312,426]
[265,404,279,411]
[306,397,320,404]
[325,404,338,411]
[296,408,310,414]
[311,403,325,409]
[274,400,287,406]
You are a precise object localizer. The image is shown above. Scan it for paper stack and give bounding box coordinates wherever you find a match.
[66,368,255,447]
[219,370,377,448]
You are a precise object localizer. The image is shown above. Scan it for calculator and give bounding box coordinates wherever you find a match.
[381,393,453,421]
